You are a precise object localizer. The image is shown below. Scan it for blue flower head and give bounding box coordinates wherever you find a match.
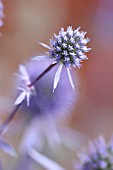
[76,136,113,170]
[33,26,91,91]
[50,26,90,67]
[0,0,4,27]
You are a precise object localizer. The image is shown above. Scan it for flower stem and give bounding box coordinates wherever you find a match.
[28,62,57,87]
[0,62,57,134]
[0,104,21,134]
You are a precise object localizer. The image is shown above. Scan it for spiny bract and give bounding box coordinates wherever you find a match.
[76,136,113,170]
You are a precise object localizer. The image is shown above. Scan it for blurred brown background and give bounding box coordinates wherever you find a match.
[0,0,113,156]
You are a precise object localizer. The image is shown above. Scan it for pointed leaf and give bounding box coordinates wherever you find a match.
[67,68,74,90]
[39,42,51,50]
[0,139,16,156]
[53,64,63,92]
[19,65,30,84]
[26,92,30,106]
[28,148,65,170]
[32,55,50,61]
[14,91,26,105]
[75,59,81,68]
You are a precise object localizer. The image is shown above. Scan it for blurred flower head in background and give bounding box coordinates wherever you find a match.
[76,136,113,170]
[0,0,4,28]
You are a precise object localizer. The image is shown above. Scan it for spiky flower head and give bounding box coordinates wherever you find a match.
[76,136,113,170]
[33,26,91,91]
[50,26,91,68]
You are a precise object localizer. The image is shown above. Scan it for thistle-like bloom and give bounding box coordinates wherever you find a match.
[0,0,4,27]
[33,26,91,91]
[15,65,35,106]
[76,136,113,170]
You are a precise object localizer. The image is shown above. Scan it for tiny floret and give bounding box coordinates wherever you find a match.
[76,136,113,170]
[33,26,91,90]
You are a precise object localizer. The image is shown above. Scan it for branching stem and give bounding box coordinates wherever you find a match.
[0,62,57,134]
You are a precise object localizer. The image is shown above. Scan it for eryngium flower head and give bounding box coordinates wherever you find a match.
[76,136,113,170]
[16,60,77,118]
[50,26,91,68]
[33,26,91,91]
[0,0,4,27]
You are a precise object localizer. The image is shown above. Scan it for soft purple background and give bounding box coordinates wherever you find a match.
[0,0,113,169]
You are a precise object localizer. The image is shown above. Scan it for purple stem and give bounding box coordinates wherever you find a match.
[0,104,21,134]
[28,62,57,87]
[0,62,57,134]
